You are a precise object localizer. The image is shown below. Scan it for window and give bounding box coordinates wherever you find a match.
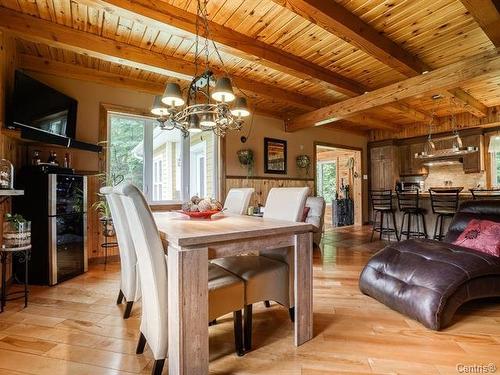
[107,112,218,203]
[153,157,163,201]
[190,141,206,197]
[492,151,500,187]
[316,161,337,203]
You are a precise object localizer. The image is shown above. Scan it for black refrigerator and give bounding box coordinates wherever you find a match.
[15,167,88,285]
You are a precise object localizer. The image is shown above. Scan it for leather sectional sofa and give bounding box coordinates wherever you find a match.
[359,200,500,330]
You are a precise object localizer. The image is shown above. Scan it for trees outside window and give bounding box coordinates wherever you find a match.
[107,112,218,203]
[317,161,337,203]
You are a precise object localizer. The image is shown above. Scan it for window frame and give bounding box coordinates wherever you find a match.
[101,104,220,206]
[491,151,500,188]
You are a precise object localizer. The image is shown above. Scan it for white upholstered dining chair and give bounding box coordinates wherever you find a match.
[224,188,255,214]
[260,195,325,314]
[100,186,140,319]
[212,187,310,351]
[115,184,246,375]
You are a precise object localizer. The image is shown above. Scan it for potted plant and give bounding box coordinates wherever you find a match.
[3,213,31,248]
[237,149,254,178]
[296,154,311,176]
[92,172,124,238]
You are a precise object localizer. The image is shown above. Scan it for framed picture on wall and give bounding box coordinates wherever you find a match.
[264,137,287,174]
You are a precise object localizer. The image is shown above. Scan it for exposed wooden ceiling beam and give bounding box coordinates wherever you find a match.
[270,0,426,76]
[2,7,406,131]
[18,54,165,95]
[342,114,399,131]
[273,0,488,118]
[79,0,435,125]
[0,7,320,111]
[286,49,500,131]
[440,89,489,118]
[460,0,500,47]
[383,102,433,123]
[17,54,285,120]
[81,0,365,96]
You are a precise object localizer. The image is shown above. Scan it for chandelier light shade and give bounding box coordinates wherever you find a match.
[489,133,500,153]
[150,0,250,137]
[187,114,202,133]
[161,83,184,107]
[151,95,170,116]
[231,97,250,117]
[200,112,216,127]
[211,77,235,103]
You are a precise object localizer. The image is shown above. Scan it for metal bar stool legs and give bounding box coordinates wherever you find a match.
[433,214,453,241]
[400,210,428,240]
[370,190,399,242]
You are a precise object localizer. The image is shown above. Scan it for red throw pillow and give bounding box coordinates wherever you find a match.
[301,206,311,222]
[453,219,500,257]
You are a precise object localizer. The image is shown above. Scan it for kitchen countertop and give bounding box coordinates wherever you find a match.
[394,190,474,198]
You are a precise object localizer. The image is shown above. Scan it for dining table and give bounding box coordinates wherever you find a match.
[154,211,315,375]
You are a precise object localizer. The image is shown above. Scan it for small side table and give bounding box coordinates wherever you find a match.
[1,244,31,313]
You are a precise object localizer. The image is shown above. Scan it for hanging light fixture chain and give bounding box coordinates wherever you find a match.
[152,0,251,137]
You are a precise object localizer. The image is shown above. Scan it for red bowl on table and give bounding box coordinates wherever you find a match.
[178,210,222,219]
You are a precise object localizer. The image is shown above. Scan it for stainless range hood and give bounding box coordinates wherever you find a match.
[415,146,479,160]
[422,158,463,167]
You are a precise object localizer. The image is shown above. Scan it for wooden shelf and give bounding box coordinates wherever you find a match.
[1,127,101,152]
[1,129,67,149]
[0,189,24,196]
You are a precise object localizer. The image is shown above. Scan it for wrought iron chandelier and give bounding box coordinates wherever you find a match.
[150,0,250,137]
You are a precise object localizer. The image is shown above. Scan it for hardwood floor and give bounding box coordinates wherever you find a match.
[0,226,499,374]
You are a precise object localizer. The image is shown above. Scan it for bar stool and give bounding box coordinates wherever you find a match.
[396,190,428,240]
[370,190,399,242]
[429,187,462,241]
[470,188,500,200]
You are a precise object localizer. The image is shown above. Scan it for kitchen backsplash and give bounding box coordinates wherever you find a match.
[423,164,486,190]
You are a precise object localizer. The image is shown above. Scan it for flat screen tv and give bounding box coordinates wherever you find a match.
[9,71,77,139]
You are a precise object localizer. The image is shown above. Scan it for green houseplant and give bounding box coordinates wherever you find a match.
[92,171,124,238]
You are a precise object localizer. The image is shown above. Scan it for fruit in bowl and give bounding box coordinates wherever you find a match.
[180,196,223,218]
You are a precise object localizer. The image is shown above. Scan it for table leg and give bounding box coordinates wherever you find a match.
[294,232,313,346]
[168,245,209,375]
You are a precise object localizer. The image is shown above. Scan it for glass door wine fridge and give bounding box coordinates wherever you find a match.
[15,168,88,285]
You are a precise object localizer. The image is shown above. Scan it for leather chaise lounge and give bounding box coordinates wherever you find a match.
[359,201,500,330]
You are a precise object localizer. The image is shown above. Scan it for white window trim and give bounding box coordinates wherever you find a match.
[491,152,500,188]
[107,111,219,205]
[153,156,163,201]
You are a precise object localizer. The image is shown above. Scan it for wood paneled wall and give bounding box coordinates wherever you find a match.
[86,175,119,263]
[225,176,315,208]
[0,31,23,282]
[370,106,500,141]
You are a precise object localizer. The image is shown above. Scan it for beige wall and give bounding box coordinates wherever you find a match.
[25,72,154,172]
[225,115,369,221]
[225,115,367,178]
[22,72,370,221]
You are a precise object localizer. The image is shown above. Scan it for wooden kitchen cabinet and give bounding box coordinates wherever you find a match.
[399,143,427,176]
[369,145,398,190]
[462,134,483,173]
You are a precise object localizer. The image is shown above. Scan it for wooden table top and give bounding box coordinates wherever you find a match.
[154,212,313,247]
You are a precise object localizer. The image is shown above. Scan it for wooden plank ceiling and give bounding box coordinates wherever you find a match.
[1,0,499,133]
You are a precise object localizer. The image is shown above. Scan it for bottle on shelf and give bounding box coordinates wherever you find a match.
[32,150,41,166]
[47,151,59,165]
[63,153,70,168]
